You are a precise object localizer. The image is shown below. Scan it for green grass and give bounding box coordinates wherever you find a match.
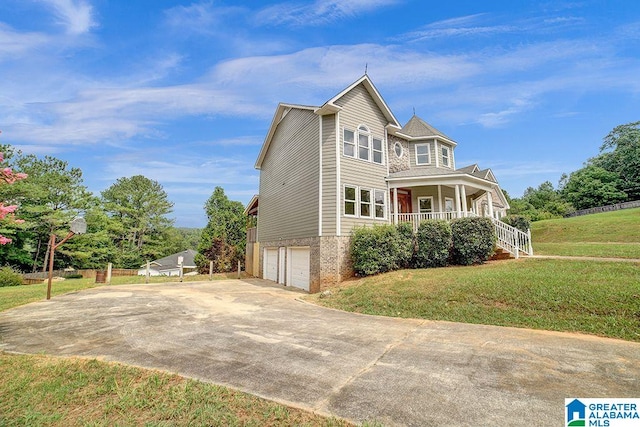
[310,258,640,342]
[0,272,244,313]
[0,353,350,427]
[531,208,640,258]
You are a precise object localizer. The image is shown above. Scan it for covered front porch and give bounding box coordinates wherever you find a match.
[389,183,505,232]
[386,175,532,258]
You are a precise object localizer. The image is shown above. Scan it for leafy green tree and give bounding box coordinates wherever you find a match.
[560,165,627,210]
[197,187,246,273]
[508,181,573,221]
[0,152,94,271]
[60,205,118,269]
[101,175,174,268]
[591,120,640,200]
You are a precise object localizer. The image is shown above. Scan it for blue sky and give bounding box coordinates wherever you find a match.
[1,0,639,227]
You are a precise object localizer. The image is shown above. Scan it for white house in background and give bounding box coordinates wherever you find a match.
[137,249,198,277]
[246,75,530,293]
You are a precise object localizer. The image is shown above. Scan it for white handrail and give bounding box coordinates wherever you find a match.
[395,212,533,257]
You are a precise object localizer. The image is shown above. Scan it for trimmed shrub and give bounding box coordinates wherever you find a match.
[414,220,452,268]
[395,222,415,268]
[0,266,23,287]
[450,217,496,265]
[503,215,531,232]
[351,224,404,276]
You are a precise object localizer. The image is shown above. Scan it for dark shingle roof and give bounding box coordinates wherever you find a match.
[149,249,197,268]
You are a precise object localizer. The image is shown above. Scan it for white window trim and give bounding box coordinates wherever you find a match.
[343,184,387,220]
[418,196,434,213]
[343,128,355,158]
[359,187,373,218]
[441,145,451,168]
[415,143,431,165]
[344,185,358,217]
[444,197,454,212]
[393,141,404,158]
[342,125,385,165]
[374,189,387,220]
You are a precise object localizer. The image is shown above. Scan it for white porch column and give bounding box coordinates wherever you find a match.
[437,185,443,216]
[487,190,494,219]
[454,185,462,218]
[460,185,468,216]
[393,188,398,225]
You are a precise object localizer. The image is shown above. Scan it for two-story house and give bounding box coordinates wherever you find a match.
[246,75,529,293]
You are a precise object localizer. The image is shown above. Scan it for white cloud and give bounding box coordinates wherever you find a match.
[0,23,49,58]
[38,0,96,34]
[255,0,400,27]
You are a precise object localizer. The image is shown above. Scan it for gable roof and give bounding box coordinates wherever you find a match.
[146,249,197,269]
[255,76,403,170]
[315,75,401,130]
[456,164,480,174]
[255,103,317,169]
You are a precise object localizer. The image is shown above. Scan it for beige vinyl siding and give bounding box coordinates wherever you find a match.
[258,108,320,241]
[321,114,337,235]
[409,139,437,168]
[334,83,390,235]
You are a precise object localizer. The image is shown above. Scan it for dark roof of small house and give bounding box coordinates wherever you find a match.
[147,249,197,268]
[400,115,452,140]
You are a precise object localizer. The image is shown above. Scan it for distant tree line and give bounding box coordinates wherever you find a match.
[506,121,639,221]
[0,144,202,272]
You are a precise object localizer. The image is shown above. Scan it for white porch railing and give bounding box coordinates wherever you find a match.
[396,211,476,232]
[395,212,533,258]
[491,218,533,258]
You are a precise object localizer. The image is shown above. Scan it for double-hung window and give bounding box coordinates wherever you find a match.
[415,143,431,165]
[360,188,371,217]
[344,185,386,219]
[344,185,357,216]
[374,189,386,219]
[343,129,355,157]
[372,138,383,164]
[358,131,370,161]
[343,125,384,165]
[441,146,450,167]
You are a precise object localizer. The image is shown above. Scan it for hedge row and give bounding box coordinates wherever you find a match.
[351,217,497,276]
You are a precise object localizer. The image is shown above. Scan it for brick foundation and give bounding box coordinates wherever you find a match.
[257,235,353,293]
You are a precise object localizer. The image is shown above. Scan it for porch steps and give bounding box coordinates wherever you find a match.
[490,248,514,261]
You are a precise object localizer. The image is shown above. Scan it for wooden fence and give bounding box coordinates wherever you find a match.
[565,200,640,218]
[22,268,138,284]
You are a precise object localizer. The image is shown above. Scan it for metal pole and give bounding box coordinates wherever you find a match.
[46,234,56,300]
[179,262,184,282]
[145,261,150,283]
[106,262,112,284]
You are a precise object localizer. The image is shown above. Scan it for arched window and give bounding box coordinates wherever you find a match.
[342,124,383,164]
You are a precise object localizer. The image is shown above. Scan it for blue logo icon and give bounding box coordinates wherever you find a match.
[567,399,586,426]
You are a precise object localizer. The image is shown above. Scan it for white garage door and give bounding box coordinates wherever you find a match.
[264,248,278,282]
[288,247,310,291]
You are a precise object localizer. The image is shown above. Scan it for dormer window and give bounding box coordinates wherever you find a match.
[442,146,450,167]
[415,143,431,165]
[343,125,384,165]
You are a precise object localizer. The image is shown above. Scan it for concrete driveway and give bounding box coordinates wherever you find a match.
[1,279,638,426]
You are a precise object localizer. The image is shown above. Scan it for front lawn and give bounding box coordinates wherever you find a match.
[310,258,640,342]
[531,208,640,258]
[0,353,350,427]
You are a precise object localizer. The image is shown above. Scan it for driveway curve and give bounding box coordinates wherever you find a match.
[1,279,638,426]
